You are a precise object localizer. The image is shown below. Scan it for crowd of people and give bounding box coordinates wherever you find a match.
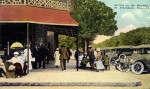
[0,44,72,78]
[0,43,51,78]
[0,43,109,78]
[77,46,109,72]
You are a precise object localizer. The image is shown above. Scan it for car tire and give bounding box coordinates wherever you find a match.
[131,61,144,74]
[119,63,130,73]
[115,63,120,71]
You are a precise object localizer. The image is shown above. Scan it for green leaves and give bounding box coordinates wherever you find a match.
[95,27,150,48]
[71,0,117,43]
[58,35,76,49]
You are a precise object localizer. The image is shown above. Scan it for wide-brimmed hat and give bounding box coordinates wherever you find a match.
[88,45,92,48]
[96,48,101,52]
[14,52,19,55]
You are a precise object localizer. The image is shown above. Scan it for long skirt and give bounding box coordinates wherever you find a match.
[95,61,105,70]
[14,63,23,76]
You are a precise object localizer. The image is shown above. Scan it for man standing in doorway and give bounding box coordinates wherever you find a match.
[32,43,40,69]
[38,45,47,69]
[59,45,69,71]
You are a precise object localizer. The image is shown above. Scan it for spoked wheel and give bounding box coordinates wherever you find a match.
[109,58,116,66]
[119,63,131,73]
[131,61,144,74]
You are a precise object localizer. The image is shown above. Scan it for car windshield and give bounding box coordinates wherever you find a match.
[134,48,150,54]
[133,49,141,54]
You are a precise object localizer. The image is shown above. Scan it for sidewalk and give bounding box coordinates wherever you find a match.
[0,59,141,87]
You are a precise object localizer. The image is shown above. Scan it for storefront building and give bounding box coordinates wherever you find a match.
[0,0,79,71]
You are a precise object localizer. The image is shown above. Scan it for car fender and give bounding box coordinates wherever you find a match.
[132,60,148,71]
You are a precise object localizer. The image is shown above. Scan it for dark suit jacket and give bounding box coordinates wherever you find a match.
[88,49,95,60]
[59,47,69,60]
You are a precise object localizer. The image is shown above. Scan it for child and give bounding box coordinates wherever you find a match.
[104,55,110,71]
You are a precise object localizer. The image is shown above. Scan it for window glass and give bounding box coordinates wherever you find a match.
[137,49,141,54]
[133,51,137,54]
[146,48,150,54]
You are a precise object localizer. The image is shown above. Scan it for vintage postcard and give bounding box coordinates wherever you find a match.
[0,0,150,89]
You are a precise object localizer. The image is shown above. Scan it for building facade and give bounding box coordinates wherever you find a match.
[0,0,78,60]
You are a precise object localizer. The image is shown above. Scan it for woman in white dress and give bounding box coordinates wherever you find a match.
[96,48,105,72]
[54,48,60,68]
[24,48,34,70]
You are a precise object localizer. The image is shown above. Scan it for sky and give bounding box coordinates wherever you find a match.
[93,0,150,44]
[97,0,150,35]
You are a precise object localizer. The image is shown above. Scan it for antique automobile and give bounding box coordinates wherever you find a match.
[116,45,150,74]
[100,47,116,65]
[115,53,133,73]
[129,45,150,74]
[109,46,133,66]
[100,47,115,57]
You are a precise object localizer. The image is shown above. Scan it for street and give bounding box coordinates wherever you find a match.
[0,58,150,89]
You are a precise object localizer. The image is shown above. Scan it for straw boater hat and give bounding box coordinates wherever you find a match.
[97,48,101,52]
[88,45,92,48]
[14,52,19,55]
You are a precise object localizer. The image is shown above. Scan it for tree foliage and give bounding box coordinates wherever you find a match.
[58,35,76,49]
[94,27,150,48]
[71,0,118,47]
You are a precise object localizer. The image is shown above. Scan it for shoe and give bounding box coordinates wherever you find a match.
[62,69,64,71]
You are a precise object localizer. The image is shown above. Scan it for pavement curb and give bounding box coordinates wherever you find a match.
[0,82,142,87]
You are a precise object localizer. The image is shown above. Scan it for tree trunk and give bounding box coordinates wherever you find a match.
[85,40,87,53]
[85,40,89,53]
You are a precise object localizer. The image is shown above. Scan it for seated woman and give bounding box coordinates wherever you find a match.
[0,54,6,77]
[8,52,24,77]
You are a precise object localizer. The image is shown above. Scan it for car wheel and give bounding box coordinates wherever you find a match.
[119,63,130,73]
[131,61,144,74]
[109,58,116,66]
[115,62,120,71]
